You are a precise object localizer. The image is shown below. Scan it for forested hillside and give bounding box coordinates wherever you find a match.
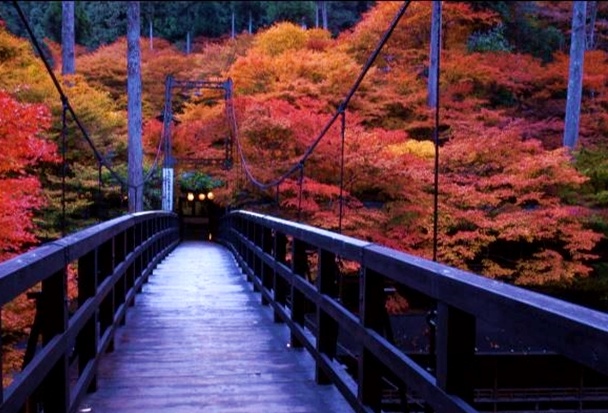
[0,1,374,49]
[1,0,608,290]
[2,0,608,383]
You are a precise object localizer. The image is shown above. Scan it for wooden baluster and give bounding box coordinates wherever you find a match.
[246,220,254,282]
[114,233,126,326]
[134,222,144,289]
[290,238,307,348]
[436,302,476,404]
[99,239,115,353]
[315,249,338,384]
[40,268,69,412]
[126,227,135,303]
[273,233,288,323]
[358,267,384,411]
[252,223,261,292]
[261,227,273,305]
[142,221,150,269]
[152,218,159,256]
[77,250,98,392]
[234,216,242,262]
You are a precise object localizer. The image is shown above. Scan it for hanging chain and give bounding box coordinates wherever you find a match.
[432,1,442,263]
[338,108,346,234]
[297,164,304,222]
[98,162,102,198]
[61,96,68,237]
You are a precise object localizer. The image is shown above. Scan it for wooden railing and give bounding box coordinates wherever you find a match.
[0,211,179,413]
[219,210,608,413]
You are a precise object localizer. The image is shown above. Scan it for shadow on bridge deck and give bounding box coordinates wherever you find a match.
[78,241,353,413]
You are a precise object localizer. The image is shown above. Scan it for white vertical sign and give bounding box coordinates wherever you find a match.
[162,167,174,211]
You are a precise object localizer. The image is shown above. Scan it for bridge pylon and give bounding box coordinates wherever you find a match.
[159,75,235,212]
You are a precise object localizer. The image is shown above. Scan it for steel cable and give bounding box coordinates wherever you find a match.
[232,1,411,194]
[13,1,162,191]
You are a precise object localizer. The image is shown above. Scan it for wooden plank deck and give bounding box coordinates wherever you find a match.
[78,241,354,413]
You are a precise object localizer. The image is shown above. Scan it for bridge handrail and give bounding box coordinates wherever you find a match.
[219,210,608,413]
[0,211,180,413]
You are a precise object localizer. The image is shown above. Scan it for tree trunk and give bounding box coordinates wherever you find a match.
[149,19,153,50]
[61,1,75,75]
[231,10,236,39]
[563,1,587,150]
[427,1,442,108]
[315,2,320,28]
[586,1,597,50]
[321,1,328,30]
[186,31,191,54]
[127,1,143,212]
[248,10,253,34]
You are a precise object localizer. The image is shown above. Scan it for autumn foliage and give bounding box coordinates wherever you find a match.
[0,90,58,384]
[0,91,57,259]
[0,0,607,389]
[0,3,605,278]
[2,0,608,382]
[224,8,604,286]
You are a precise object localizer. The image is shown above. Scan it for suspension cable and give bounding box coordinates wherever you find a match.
[341,1,410,110]
[12,1,160,191]
[142,112,168,183]
[234,1,411,192]
[432,1,442,263]
[297,164,304,222]
[61,97,68,237]
[338,108,346,234]
[98,162,102,200]
[16,0,413,220]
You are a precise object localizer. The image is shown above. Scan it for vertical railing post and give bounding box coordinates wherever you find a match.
[240,217,246,265]
[228,214,236,246]
[99,239,115,352]
[436,302,476,403]
[261,226,273,305]
[152,218,158,256]
[358,267,384,411]
[40,268,69,412]
[114,232,126,326]
[245,220,253,281]
[126,227,135,305]
[234,216,242,260]
[273,232,288,323]
[157,218,163,251]
[239,218,247,274]
[241,218,249,270]
[77,250,98,392]
[147,220,153,265]
[142,221,150,269]
[252,222,261,292]
[134,222,144,290]
[290,238,307,348]
[315,249,338,384]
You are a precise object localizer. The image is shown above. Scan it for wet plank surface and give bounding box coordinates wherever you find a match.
[79,241,353,413]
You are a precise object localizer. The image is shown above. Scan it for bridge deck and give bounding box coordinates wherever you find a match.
[78,241,353,413]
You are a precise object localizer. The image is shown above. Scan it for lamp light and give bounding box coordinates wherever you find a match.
[207,191,214,200]
[187,192,194,201]
[198,193,206,201]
